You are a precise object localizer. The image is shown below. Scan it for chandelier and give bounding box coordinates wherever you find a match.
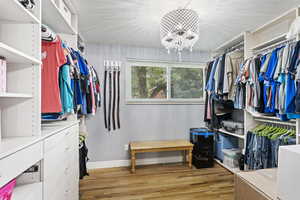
[160,8,200,60]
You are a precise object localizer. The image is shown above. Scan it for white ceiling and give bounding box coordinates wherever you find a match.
[78,0,300,51]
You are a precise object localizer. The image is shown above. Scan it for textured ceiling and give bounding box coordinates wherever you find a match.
[78,0,300,51]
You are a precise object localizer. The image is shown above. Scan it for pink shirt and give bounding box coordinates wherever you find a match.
[41,39,66,113]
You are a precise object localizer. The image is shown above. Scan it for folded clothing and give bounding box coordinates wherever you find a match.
[18,0,35,10]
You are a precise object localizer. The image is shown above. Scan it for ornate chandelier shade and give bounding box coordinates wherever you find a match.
[160,8,200,60]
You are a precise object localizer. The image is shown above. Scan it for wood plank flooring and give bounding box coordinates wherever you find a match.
[80,163,234,200]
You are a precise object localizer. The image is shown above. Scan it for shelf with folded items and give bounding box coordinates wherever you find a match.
[42,0,77,35]
[218,129,245,139]
[0,0,40,24]
[0,42,41,65]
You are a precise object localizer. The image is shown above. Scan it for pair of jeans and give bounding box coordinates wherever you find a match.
[245,131,296,170]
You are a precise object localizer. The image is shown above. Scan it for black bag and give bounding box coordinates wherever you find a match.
[79,141,89,179]
[213,96,234,116]
[207,95,233,130]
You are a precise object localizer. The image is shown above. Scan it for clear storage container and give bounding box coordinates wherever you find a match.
[222,149,241,169]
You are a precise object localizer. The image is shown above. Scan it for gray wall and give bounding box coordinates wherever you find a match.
[85,44,209,162]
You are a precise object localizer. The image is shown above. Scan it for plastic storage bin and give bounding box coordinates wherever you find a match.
[222,149,242,169]
[214,132,239,161]
[0,179,16,200]
[190,128,214,168]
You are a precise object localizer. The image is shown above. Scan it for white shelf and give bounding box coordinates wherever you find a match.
[252,33,287,51]
[251,8,297,34]
[215,159,240,174]
[214,32,245,52]
[42,0,77,34]
[246,109,296,126]
[255,119,296,127]
[0,137,40,159]
[0,42,41,65]
[0,93,32,98]
[0,122,79,160]
[0,0,40,24]
[218,129,245,139]
[12,183,42,200]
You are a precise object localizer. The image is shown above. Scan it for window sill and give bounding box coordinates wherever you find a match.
[125,101,205,105]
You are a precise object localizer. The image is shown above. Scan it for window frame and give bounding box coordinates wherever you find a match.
[125,60,205,105]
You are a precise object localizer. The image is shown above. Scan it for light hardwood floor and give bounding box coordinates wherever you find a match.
[80,163,234,200]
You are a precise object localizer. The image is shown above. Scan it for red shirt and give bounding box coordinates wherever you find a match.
[41,39,66,113]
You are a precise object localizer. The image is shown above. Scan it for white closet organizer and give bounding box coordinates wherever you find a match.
[42,0,78,35]
[0,0,42,197]
[0,0,80,200]
[210,6,300,175]
[212,32,247,143]
[244,6,300,145]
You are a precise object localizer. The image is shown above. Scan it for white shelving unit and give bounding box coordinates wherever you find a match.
[0,0,41,139]
[218,129,245,140]
[211,7,300,176]
[211,31,247,156]
[209,33,247,173]
[0,43,41,65]
[0,0,40,24]
[251,33,287,51]
[0,0,42,192]
[244,6,300,145]
[42,0,78,35]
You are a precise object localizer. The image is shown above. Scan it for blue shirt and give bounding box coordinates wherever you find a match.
[206,58,219,92]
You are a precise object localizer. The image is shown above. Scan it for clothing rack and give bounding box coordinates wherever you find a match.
[253,37,296,55]
[263,122,296,130]
[213,41,244,59]
[256,119,296,127]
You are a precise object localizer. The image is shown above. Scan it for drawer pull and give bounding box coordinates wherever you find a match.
[65,167,69,174]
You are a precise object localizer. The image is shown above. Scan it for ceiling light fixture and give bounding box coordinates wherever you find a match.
[160,2,200,61]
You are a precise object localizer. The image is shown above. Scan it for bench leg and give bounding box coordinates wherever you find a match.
[131,151,136,173]
[182,150,187,164]
[188,148,193,169]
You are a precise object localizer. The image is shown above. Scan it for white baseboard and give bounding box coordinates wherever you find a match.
[87,156,183,169]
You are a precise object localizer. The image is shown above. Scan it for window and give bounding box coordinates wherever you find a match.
[126,61,205,104]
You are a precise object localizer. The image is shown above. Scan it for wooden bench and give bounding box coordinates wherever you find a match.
[129,140,194,173]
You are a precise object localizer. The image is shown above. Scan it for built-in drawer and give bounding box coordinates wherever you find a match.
[44,129,68,154]
[0,142,43,188]
[43,124,79,200]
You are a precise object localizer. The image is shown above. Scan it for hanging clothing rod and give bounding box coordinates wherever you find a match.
[253,37,297,55]
[213,41,244,59]
[255,118,296,127]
